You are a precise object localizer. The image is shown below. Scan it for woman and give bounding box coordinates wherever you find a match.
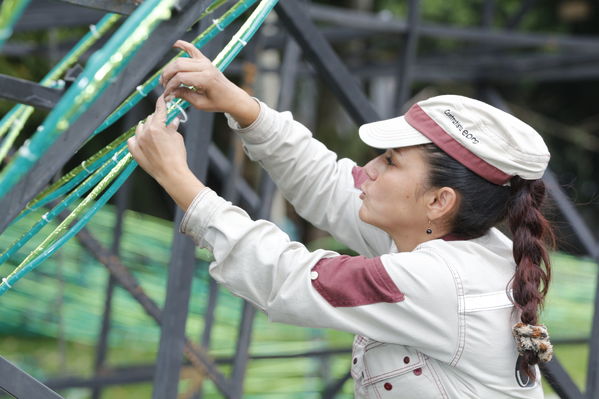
[128,40,554,398]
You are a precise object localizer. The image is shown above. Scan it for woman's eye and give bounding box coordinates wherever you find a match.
[385,156,394,166]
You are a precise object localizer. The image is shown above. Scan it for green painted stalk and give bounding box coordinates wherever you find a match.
[0,0,278,294]
[0,14,121,163]
[0,0,32,50]
[0,156,137,295]
[15,0,258,223]
[0,0,175,198]
[8,0,256,224]
[0,147,129,266]
[163,0,280,125]
[92,0,258,136]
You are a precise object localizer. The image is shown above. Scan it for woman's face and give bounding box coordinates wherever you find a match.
[358,146,432,235]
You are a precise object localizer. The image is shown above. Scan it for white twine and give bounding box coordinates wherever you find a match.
[236,37,248,47]
[2,278,12,288]
[136,85,148,97]
[19,143,36,161]
[81,160,91,173]
[89,24,100,38]
[42,213,49,222]
[170,101,188,124]
[213,19,224,31]
[112,153,119,162]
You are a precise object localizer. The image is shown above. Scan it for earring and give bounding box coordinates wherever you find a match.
[426,220,433,235]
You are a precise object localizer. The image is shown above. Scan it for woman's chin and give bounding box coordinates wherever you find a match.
[358,205,372,225]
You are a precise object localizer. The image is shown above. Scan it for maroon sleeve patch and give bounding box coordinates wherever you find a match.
[352,166,368,189]
[311,256,405,307]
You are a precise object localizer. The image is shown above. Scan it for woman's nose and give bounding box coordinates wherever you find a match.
[364,158,381,181]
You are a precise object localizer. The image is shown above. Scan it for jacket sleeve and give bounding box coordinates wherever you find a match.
[226,100,392,258]
[180,188,459,363]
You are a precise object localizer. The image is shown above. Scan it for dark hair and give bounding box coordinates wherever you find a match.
[422,144,554,376]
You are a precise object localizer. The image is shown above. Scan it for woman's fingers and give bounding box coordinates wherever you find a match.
[173,40,209,61]
[163,71,208,99]
[161,57,209,88]
[153,95,167,126]
[127,136,148,165]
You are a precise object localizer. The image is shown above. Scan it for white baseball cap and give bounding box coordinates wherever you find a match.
[359,95,550,185]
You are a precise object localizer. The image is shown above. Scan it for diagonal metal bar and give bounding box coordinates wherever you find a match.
[321,370,351,399]
[0,0,212,234]
[275,0,379,126]
[91,172,131,399]
[540,359,585,399]
[0,74,63,109]
[15,0,104,32]
[482,88,597,399]
[0,356,64,399]
[57,0,139,15]
[482,88,599,259]
[73,225,233,396]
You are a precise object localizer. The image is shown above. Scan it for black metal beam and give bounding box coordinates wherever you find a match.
[275,0,380,126]
[482,88,597,399]
[322,370,352,399]
[540,359,585,399]
[394,0,420,113]
[42,346,353,392]
[0,356,64,399]
[0,74,63,109]
[73,225,233,396]
[91,130,133,399]
[308,3,599,52]
[0,0,213,233]
[152,18,218,395]
[57,0,139,15]
[15,0,105,32]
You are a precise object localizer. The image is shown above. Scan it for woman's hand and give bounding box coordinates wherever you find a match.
[128,95,205,211]
[161,40,260,127]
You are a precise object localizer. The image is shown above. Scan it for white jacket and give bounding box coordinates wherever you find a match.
[180,101,544,398]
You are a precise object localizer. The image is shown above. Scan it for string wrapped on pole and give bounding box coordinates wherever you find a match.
[0,0,280,295]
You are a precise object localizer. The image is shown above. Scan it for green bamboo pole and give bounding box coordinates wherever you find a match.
[0,156,137,295]
[0,14,121,164]
[0,0,32,50]
[11,0,258,221]
[0,0,176,198]
[0,146,129,267]
[93,0,258,136]
[0,0,278,295]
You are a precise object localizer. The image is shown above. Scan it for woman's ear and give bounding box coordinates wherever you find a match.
[426,187,459,221]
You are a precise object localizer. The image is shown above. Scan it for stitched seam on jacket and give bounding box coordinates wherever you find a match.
[417,248,465,367]
[426,356,450,399]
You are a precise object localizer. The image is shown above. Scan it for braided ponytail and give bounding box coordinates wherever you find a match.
[507,176,555,378]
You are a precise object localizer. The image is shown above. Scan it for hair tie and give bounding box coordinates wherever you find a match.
[512,322,553,363]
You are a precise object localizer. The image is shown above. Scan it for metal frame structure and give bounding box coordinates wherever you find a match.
[0,0,598,398]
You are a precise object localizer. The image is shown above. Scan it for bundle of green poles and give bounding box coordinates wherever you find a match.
[0,0,280,295]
